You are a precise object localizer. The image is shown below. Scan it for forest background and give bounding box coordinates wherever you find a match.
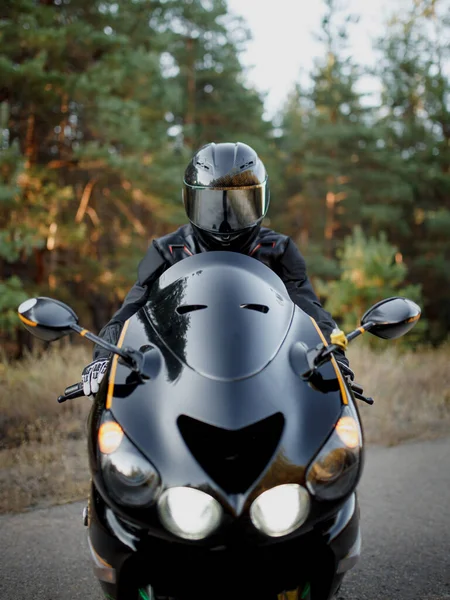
[0,0,449,510]
[1,0,449,350]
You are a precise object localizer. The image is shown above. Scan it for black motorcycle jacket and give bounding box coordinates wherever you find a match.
[92,224,349,367]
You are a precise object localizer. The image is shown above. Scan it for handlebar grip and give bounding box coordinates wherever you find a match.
[57,382,85,403]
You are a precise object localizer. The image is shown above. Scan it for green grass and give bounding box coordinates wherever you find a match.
[1,341,449,513]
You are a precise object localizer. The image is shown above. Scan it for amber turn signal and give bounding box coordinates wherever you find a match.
[98,421,124,454]
[335,416,360,449]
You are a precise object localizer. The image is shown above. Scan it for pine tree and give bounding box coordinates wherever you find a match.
[274,0,385,279]
[315,226,423,340]
[0,0,272,353]
[152,0,272,151]
[0,0,175,335]
[376,0,450,343]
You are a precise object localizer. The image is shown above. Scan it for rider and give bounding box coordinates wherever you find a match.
[82,141,353,396]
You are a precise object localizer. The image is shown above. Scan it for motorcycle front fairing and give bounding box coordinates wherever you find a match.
[87,252,362,598]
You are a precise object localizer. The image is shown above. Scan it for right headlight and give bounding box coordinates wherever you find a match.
[306,405,362,501]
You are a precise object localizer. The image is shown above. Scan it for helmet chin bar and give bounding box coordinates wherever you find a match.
[192,223,262,253]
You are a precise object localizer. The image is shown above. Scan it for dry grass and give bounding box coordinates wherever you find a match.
[347,342,450,445]
[0,344,92,449]
[1,342,449,513]
[0,436,89,513]
[0,345,92,513]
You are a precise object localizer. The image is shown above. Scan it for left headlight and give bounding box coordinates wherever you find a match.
[306,405,362,501]
[98,416,161,508]
[157,487,223,540]
[250,484,310,537]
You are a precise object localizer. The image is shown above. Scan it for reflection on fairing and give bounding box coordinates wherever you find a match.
[99,413,161,508]
[306,406,362,501]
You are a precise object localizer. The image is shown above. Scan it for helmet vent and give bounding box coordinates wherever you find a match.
[177,413,285,493]
[176,304,207,315]
[240,303,269,314]
[239,160,254,169]
[196,160,210,170]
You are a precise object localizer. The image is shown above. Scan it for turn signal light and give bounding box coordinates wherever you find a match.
[99,421,124,454]
[335,416,360,449]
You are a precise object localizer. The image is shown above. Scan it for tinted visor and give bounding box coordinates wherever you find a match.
[183,181,269,234]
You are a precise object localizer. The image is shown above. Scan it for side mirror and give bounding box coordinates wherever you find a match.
[18,297,79,342]
[361,297,421,340]
[17,297,144,372]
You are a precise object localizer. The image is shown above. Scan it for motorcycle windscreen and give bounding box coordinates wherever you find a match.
[144,252,294,381]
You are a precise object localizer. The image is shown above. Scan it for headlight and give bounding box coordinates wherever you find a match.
[99,415,161,508]
[250,484,310,537]
[157,487,223,540]
[306,405,362,501]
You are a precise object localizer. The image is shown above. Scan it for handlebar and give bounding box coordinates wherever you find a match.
[57,382,85,403]
[57,371,374,406]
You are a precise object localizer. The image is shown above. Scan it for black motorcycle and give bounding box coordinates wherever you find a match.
[18,251,420,600]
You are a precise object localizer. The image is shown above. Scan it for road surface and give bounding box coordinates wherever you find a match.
[1,436,449,599]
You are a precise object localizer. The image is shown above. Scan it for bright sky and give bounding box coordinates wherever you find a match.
[226,0,408,119]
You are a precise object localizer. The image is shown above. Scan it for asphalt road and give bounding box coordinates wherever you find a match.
[1,436,449,600]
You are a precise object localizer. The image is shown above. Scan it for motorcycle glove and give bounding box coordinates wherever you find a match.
[82,358,109,397]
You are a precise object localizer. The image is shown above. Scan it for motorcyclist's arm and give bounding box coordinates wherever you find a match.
[92,243,167,360]
[277,237,351,370]
[93,281,149,360]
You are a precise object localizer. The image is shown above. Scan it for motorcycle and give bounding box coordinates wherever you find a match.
[17,251,420,600]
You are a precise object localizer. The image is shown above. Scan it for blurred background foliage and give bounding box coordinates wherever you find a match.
[0,0,449,356]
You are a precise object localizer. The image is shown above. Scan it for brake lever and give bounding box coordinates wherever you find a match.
[352,389,374,405]
[300,338,375,406]
[351,382,364,395]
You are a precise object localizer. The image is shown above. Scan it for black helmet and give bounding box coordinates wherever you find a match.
[183,142,270,251]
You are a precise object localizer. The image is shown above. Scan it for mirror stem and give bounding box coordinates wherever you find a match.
[70,324,131,362]
[346,321,375,343]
